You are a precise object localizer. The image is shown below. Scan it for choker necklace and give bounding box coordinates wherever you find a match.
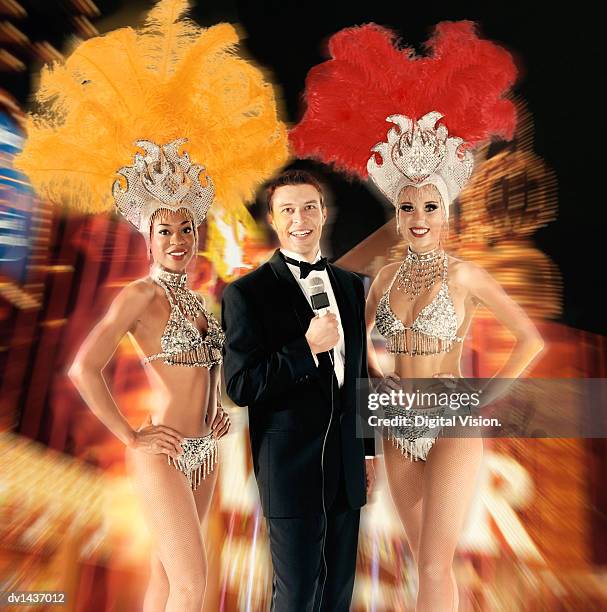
[150,264,187,288]
[395,246,444,297]
[150,263,203,319]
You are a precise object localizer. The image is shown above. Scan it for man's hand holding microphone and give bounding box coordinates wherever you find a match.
[305,312,339,354]
[304,277,339,356]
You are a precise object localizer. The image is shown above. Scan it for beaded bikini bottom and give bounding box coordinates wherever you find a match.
[384,403,473,461]
[167,433,218,490]
[384,404,445,461]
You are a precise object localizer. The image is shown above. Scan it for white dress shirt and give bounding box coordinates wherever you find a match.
[280,248,345,387]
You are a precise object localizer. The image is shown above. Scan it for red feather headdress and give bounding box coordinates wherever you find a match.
[290,21,518,212]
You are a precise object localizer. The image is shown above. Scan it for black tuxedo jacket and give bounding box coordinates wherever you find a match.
[222,250,374,518]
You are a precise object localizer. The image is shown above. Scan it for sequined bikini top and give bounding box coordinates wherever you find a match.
[143,265,224,368]
[375,253,463,355]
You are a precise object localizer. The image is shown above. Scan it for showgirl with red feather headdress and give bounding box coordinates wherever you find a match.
[292,22,545,612]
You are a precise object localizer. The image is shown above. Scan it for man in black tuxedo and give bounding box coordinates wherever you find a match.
[222,169,375,611]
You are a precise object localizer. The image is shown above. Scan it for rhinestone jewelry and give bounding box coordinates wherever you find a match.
[144,264,224,367]
[395,246,445,297]
[375,252,463,355]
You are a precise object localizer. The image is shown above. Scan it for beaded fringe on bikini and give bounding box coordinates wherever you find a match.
[167,433,218,490]
[387,430,438,461]
[146,343,222,368]
[387,329,457,356]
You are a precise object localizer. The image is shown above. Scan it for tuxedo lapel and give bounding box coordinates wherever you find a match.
[326,264,358,390]
[268,249,315,339]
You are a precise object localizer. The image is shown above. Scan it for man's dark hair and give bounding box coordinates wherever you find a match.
[266,169,325,213]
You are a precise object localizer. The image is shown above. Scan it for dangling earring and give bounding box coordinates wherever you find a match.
[395,209,400,236]
[189,232,198,274]
[438,200,450,247]
[440,218,450,246]
[148,224,154,266]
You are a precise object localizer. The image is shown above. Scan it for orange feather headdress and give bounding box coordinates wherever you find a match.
[15,0,288,265]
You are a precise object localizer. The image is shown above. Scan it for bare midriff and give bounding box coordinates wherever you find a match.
[141,360,218,437]
[128,290,218,437]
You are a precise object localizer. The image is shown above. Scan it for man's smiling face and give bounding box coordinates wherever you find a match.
[268,183,327,262]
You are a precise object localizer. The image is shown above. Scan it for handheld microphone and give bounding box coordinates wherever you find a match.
[309,276,330,313]
[309,276,333,366]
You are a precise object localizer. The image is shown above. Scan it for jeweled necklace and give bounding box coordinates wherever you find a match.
[395,245,444,298]
[150,263,204,319]
[150,264,187,288]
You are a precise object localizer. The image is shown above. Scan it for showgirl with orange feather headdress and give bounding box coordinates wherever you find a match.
[14,3,289,609]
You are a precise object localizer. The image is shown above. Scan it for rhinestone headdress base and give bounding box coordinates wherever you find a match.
[366,111,474,217]
[112,139,215,234]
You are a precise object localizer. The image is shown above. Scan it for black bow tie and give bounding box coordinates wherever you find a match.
[281,253,328,279]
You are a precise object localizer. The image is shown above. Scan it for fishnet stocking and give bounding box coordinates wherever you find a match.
[383,435,482,611]
[126,447,218,612]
